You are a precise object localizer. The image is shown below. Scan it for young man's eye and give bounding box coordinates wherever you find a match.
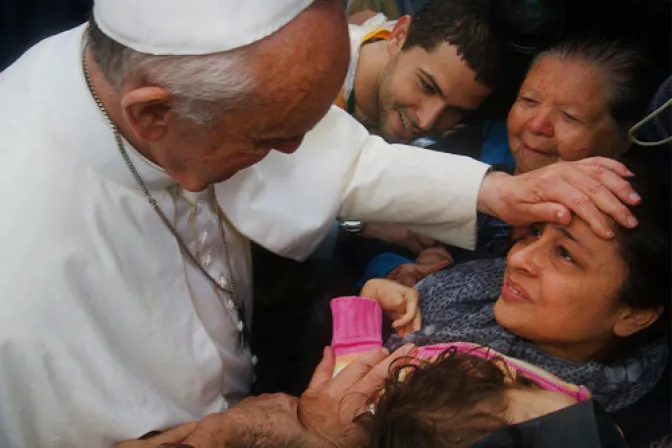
[420,78,435,94]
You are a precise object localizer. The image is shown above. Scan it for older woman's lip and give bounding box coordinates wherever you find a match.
[501,277,531,302]
[522,143,553,156]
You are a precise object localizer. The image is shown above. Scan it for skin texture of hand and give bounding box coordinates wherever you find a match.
[360,278,421,337]
[298,345,417,448]
[181,394,320,448]
[477,157,640,239]
[115,423,197,448]
[361,223,436,254]
[414,246,454,266]
[385,258,451,288]
[162,346,416,448]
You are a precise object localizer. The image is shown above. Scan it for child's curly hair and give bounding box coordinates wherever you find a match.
[357,347,538,448]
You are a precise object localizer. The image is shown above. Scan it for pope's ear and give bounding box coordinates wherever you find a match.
[121,86,173,142]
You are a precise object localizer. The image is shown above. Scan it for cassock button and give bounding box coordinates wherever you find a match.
[218,276,227,289]
[251,355,258,366]
[237,321,244,333]
[225,299,235,311]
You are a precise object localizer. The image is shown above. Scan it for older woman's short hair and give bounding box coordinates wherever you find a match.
[534,37,650,136]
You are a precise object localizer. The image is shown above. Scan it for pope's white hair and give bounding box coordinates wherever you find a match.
[88,19,254,124]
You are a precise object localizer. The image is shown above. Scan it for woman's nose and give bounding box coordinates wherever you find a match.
[508,240,543,276]
[526,108,554,137]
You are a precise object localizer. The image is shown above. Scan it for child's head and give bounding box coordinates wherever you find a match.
[358,348,578,448]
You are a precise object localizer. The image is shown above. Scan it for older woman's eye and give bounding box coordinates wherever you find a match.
[519,96,538,105]
[562,111,580,123]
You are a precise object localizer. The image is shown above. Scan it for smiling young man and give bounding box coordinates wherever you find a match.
[337,0,505,144]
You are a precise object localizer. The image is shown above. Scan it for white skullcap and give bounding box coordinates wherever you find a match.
[93,0,315,55]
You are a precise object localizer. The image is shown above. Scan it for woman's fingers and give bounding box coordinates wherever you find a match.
[391,290,419,329]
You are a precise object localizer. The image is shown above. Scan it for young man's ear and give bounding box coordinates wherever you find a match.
[387,15,412,57]
[121,86,173,142]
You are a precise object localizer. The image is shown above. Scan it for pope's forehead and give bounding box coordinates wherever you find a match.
[249,11,348,92]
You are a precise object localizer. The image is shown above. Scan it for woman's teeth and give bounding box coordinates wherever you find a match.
[508,283,523,297]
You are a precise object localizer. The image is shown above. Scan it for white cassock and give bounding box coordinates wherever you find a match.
[0,25,489,448]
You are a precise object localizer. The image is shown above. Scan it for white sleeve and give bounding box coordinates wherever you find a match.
[218,107,489,260]
[338,135,490,250]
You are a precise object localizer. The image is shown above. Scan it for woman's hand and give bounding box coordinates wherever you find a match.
[385,257,451,288]
[361,279,421,337]
[362,223,436,254]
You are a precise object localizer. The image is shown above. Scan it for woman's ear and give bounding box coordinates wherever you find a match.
[613,306,664,338]
[387,15,412,57]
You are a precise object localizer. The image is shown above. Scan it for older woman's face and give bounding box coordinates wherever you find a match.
[493,216,629,362]
[507,56,626,175]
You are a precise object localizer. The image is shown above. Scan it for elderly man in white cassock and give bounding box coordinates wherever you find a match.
[0,0,641,447]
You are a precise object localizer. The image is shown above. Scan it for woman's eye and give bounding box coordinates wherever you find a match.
[558,246,575,263]
[526,226,542,238]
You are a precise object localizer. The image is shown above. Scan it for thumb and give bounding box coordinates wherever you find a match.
[513,203,571,227]
[306,346,335,392]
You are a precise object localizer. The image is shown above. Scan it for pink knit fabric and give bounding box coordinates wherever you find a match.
[330,296,383,357]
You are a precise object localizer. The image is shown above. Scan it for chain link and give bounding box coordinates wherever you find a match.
[82,44,254,359]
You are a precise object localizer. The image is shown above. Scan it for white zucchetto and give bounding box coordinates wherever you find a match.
[93,0,315,55]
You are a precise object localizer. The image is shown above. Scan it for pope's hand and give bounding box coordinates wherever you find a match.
[360,279,421,337]
[181,393,315,448]
[177,346,416,448]
[115,423,197,448]
[298,345,417,447]
[477,157,640,239]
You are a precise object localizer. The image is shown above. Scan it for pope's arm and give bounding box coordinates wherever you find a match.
[337,135,489,250]
[217,107,489,260]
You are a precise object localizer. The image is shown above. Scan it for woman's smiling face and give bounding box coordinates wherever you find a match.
[507,55,626,175]
[493,216,630,362]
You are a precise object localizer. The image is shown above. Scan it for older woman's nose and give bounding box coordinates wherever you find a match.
[526,108,554,137]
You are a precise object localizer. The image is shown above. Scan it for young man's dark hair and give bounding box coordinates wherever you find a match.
[403,0,504,89]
